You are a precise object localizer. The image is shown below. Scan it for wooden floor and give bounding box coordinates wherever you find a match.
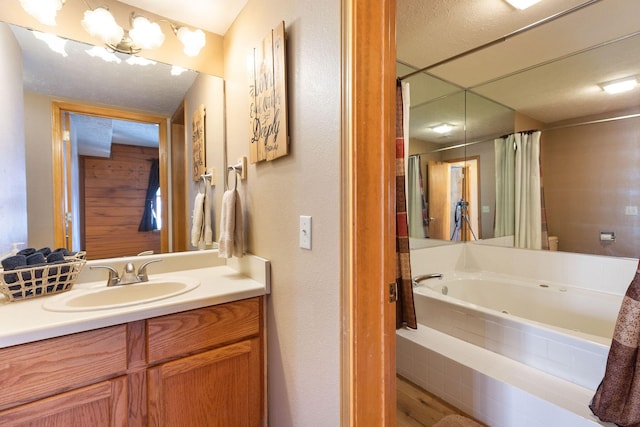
[396,375,485,426]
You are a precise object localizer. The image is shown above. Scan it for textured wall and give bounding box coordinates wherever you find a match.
[224,1,342,425]
[542,114,640,257]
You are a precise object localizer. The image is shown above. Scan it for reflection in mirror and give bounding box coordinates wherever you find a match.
[3,22,225,259]
[398,1,640,258]
[399,62,514,249]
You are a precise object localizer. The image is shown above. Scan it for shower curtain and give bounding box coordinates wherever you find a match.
[396,79,417,329]
[494,135,515,237]
[514,131,542,249]
[495,131,547,250]
[407,155,428,238]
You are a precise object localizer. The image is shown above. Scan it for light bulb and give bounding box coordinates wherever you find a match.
[82,8,124,46]
[600,77,638,94]
[19,0,64,26]
[176,27,206,57]
[129,16,165,50]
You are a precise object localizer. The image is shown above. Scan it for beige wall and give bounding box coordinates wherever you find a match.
[224,0,342,425]
[23,92,55,249]
[542,115,640,257]
[183,74,226,248]
[0,23,27,255]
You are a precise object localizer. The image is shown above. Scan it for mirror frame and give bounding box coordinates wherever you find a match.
[51,101,169,253]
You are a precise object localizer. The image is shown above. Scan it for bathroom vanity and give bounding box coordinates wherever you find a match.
[0,251,269,426]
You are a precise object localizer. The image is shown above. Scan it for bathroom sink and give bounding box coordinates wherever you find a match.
[42,277,200,312]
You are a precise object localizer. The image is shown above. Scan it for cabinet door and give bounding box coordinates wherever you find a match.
[147,338,262,427]
[0,376,127,427]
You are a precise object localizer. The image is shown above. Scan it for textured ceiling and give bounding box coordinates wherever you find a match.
[397,0,640,141]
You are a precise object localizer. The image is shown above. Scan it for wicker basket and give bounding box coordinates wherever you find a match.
[0,252,87,302]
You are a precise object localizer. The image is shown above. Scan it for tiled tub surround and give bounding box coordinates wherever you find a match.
[413,271,619,390]
[397,243,636,426]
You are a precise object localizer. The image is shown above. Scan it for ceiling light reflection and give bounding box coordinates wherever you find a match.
[32,31,68,57]
[86,46,122,63]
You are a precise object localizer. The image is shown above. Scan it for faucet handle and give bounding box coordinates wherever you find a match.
[90,265,120,286]
[137,259,162,282]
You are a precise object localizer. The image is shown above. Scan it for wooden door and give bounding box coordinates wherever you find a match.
[0,378,127,427]
[147,338,262,427]
[428,161,451,240]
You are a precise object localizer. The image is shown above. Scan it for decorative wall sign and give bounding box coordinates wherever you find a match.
[192,104,206,181]
[249,21,289,163]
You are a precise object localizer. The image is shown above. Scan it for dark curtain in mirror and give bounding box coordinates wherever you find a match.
[139,159,160,232]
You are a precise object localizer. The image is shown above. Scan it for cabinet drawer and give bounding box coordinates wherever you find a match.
[147,297,261,364]
[0,376,128,426]
[0,325,127,410]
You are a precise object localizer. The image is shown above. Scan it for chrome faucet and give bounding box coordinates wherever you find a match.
[412,273,443,288]
[91,259,162,286]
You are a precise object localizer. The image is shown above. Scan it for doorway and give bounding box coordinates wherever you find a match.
[51,101,168,259]
[427,158,480,241]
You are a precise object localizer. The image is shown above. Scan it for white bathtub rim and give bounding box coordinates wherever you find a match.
[418,270,625,298]
[412,271,617,347]
[414,286,612,349]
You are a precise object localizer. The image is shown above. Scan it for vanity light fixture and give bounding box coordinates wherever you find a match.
[19,0,65,26]
[32,31,68,57]
[431,124,454,134]
[600,76,638,94]
[20,0,206,56]
[504,0,542,10]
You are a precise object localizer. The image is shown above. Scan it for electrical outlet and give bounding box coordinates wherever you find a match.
[300,216,312,249]
[625,206,638,216]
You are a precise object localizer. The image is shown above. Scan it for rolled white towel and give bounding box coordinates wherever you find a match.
[191,192,205,247]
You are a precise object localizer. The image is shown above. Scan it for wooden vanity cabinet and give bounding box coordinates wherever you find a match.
[0,297,265,427]
[145,296,264,427]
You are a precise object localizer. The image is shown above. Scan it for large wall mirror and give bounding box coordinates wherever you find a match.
[1,21,226,260]
[398,0,640,258]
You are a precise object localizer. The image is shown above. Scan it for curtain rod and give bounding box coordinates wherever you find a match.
[398,0,602,81]
[409,111,640,156]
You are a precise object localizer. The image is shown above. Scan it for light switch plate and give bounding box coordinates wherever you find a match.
[300,216,312,249]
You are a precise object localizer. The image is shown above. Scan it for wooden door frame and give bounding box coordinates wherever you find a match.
[343,0,397,425]
[170,101,188,252]
[51,102,169,255]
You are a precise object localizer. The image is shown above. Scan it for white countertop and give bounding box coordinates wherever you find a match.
[0,251,270,348]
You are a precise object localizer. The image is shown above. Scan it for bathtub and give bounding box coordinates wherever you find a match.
[411,271,621,391]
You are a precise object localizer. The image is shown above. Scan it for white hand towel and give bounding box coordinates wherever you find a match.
[191,191,205,247]
[218,189,244,258]
[233,189,244,257]
[204,185,213,245]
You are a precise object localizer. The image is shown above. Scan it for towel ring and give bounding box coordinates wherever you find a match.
[227,166,238,191]
[199,173,211,193]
